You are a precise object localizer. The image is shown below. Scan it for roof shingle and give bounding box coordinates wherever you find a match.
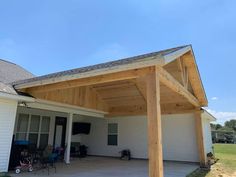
[12,45,189,87]
[0,59,34,94]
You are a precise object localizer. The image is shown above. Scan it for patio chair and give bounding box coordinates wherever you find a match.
[40,145,57,175]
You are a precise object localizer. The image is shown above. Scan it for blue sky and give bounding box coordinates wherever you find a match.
[0,0,235,124]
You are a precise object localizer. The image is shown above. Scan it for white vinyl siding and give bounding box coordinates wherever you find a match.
[0,98,17,172]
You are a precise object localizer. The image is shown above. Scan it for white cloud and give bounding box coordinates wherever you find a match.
[211,97,218,100]
[206,109,236,125]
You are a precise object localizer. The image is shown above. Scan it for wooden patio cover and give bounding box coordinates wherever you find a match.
[14,45,208,177]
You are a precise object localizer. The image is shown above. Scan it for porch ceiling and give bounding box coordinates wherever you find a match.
[15,49,207,116]
[18,67,197,116]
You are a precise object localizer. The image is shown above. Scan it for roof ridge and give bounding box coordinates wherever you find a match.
[0,58,18,66]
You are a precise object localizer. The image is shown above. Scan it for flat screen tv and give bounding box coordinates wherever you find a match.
[72,122,91,135]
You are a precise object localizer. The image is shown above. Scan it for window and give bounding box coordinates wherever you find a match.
[39,116,50,149]
[16,114,29,140]
[107,123,118,146]
[15,114,50,148]
[29,115,40,146]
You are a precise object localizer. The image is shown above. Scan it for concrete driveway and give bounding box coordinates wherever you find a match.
[11,156,198,177]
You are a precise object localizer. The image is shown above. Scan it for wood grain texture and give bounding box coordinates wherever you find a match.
[195,111,207,167]
[146,69,163,177]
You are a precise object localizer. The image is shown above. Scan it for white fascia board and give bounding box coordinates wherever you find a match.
[0,91,35,102]
[163,46,191,64]
[27,99,107,118]
[202,109,217,122]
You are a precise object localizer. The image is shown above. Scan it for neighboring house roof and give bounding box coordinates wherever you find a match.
[0,59,34,84]
[0,82,17,95]
[0,59,34,95]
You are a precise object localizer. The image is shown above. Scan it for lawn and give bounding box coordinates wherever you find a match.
[187,144,236,177]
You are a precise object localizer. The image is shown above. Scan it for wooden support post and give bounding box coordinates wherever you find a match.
[146,69,164,177]
[65,113,73,164]
[195,111,206,167]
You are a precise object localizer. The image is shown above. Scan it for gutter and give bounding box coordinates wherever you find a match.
[0,91,35,102]
[26,99,107,118]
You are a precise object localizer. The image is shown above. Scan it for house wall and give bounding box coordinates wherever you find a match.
[72,115,148,159]
[13,107,202,163]
[162,113,199,162]
[201,114,214,155]
[72,113,199,162]
[0,98,18,172]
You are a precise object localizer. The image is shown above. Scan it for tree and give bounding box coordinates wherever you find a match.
[225,119,236,131]
[210,123,222,130]
[210,123,216,130]
[215,124,223,130]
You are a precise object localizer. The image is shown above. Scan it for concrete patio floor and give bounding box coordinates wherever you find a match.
[11,156,198,177]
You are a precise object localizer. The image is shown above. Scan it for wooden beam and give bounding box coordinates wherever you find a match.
[146,71,163,177]
[104,95,145,107]
[162,108,200,115]
[107,102,197,116]
[177,57,185,86]
[182,52,208,106]
[195,111,207,167]
[108,104,147,117]
[178,57,189,89]
[133,77,147,101]
[25,67,155,93]
[155,66,200,107]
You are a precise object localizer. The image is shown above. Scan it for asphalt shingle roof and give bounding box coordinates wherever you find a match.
[12,45,189,87]
[0,59,34,94]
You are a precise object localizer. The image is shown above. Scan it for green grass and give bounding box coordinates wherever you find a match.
[214,144,236,170]
[187,143,236,177]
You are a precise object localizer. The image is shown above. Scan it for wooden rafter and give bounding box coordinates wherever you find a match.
[177,57,189,89]
[24,67,154,93]
[177,57,185,85]
[155,66,200,107]
[182,52,208,106]
[133,77,147,101]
